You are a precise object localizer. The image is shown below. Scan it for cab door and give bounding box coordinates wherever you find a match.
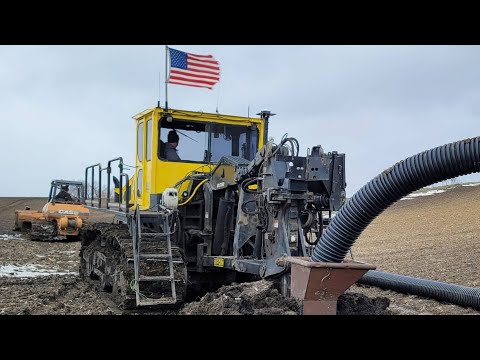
[136,117,153,210]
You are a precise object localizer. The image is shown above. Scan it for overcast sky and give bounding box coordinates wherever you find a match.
[1,45,479,197]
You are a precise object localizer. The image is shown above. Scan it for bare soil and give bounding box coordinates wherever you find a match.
[350,184,480,315]
[0,276,114,315]
[1,185,479,315]
[0,198,116,315]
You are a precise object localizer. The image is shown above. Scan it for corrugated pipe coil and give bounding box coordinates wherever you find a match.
[312,137,480,263]
[358,270,480,310]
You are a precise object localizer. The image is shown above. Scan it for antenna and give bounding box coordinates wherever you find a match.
[248,105,250,118]
[215,81,221,114]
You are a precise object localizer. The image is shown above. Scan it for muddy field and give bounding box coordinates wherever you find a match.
[0,198,115,315]
[351,184,480,315]
[0,187,479,315]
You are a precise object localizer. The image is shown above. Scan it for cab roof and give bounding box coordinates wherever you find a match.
[132,107,263,124]
[52,180,83,186]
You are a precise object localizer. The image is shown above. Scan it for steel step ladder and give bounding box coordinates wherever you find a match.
[131,208,178,306]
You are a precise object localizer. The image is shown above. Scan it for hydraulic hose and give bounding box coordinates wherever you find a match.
[358,270,480,310]
[312,136,480,263]
[178,179,208,206]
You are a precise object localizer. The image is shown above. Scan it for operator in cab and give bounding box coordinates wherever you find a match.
[165,130,181,161]
[55,185,73,202]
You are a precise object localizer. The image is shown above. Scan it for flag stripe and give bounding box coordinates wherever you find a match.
[188,59,220,71]
[189,53,214,59]
[168,47,220,89]
[188,55,218,64]
[170,69,220,81]
[186,65,220,76]
[169,75,216,86]
[168,79,213,89]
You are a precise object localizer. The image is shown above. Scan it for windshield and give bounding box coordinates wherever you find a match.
[158,118,258,163]
[50,183,84,203]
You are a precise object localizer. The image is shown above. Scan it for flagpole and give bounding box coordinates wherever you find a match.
[158,72,161,108]
[165,45,169,110]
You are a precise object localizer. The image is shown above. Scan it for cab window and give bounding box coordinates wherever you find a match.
[157,117,258,163]
[146,119,152,161]
[137,122,144,162]
[210,124,258,162]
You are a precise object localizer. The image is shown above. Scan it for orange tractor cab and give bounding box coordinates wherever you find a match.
[14,180,89,241]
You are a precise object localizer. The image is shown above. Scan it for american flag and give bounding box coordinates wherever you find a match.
[168,47,220,89]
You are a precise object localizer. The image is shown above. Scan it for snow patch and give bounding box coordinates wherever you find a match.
[462,183,480,187]
[50,250,77,255]
[0,234,23,241]
[401,189,445,201]
[0,264,77,278]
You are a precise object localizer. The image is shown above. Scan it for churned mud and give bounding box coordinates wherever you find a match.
[1,185,479,315]
[0,275,113,315]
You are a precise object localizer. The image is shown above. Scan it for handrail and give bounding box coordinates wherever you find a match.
[85,163,101,207]
[107,157,123,210]
[100,167,108,208]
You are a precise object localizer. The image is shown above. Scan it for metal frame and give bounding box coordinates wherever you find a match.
[85,163,101,207]
[106,157,123,210]
[49,179,85,204]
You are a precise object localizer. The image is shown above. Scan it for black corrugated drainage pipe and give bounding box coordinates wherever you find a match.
[358,270,480,310]
[312,137,480,263]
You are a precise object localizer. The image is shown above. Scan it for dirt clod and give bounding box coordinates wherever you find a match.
[180,280,301,315]
[338,292,391,315]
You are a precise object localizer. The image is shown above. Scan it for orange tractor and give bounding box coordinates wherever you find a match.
[14,180,89,241]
